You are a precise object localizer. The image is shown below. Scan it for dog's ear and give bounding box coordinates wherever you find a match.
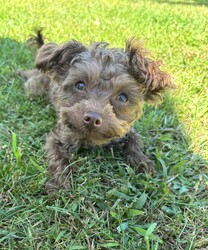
[126,38,175,103]
[35,40,87,81]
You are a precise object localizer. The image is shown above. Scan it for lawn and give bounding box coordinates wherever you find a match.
[0,0,207,249]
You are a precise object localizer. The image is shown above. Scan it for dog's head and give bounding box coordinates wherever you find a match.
[36,38,174,145]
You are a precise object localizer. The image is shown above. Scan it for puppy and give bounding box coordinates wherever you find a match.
[35,38,174,192]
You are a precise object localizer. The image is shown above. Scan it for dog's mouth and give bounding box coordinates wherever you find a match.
[60,105,131,146]
[61,116,130,146]
[67,121,127,146]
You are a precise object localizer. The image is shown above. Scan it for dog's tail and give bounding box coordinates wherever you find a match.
[27,28,45,48]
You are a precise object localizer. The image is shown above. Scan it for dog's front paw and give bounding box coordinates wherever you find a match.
[138,158,155,174]
[126,154,155,174]
[45,180,58,194]
[45,179,71,194]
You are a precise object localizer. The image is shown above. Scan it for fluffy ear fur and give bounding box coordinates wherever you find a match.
[35,41,87,81]
[126,38,175,102]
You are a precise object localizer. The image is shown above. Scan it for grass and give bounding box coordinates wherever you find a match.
[0,0,207,249]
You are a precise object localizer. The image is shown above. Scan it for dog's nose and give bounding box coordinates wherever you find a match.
[83,111,102,127]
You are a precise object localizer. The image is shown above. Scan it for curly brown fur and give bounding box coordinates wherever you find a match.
[18,29,51,98]
[27,28,45,49]
[17,69,50,98]
[35,37,175,193]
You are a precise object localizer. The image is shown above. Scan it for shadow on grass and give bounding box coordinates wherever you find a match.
[154,0,208,7]
[0,38,55,184]
[0,37,207,249]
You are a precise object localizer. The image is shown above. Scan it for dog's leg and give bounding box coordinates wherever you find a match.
[123,129,155,173]
[45,128,80,193]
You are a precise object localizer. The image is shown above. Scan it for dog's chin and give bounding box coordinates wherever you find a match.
[84,130,121,146]
[67,124,127,146]
[87,132,120,146]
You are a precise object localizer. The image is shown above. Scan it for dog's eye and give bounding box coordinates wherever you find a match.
[117,93,128,102]
[75,81,86,91]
